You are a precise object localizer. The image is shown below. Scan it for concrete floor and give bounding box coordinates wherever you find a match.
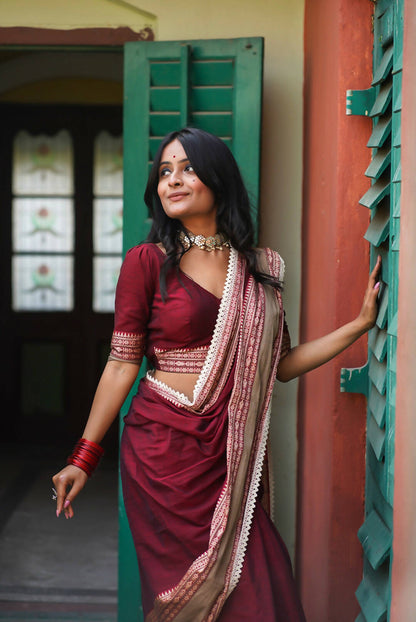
[0,444,118,622]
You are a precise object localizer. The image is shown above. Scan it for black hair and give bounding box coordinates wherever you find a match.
[144,127,282,297]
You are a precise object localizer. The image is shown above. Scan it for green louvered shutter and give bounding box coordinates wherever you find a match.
[123,38,264,251]
[119,37,264,622]
[342,2,403,620]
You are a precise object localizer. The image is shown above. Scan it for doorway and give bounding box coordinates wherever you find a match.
[1,103,122,448]
[0,49,122,619]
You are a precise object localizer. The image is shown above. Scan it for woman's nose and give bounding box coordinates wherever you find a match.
[169,171,182,186]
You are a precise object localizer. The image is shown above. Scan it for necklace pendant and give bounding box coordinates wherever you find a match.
[194,234,205,250]
[205,236,216,251]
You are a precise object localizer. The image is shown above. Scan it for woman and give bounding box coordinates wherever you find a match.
[53,128,381,621]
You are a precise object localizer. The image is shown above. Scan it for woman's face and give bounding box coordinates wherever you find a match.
[157,139,217,229]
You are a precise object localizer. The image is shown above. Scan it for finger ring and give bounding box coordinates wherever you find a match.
[52,487,57,501]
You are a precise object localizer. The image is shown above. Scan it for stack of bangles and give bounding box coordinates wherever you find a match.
[67,438,104,477]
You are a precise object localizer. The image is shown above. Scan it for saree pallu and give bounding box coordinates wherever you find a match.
[120,248,306,621]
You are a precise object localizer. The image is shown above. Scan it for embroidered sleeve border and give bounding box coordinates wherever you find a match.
[109,331,146,363]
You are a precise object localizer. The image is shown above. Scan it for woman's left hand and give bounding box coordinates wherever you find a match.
[356,255,382,332]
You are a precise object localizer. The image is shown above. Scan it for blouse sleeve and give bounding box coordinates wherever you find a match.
[108,245,157,364]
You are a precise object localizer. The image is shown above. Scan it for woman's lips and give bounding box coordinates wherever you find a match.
[168,192,189,201]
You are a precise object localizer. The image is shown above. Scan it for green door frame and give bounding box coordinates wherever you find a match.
[120,37,264,621]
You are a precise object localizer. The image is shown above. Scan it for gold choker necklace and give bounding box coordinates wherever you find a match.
[178,230,231,252]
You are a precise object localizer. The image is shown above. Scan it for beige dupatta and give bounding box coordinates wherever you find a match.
[145,247,285,622]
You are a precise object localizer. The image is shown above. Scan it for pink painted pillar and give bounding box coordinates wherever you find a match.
[298,1,373,620]
[390,1,416,619]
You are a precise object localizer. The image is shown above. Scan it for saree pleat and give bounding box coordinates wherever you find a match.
[120,378,305,621]
[121,372,233,615]
[219,502,306,621]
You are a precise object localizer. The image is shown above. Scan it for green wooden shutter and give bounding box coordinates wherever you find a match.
[123,38,264,252]
[341,1,403,620]
[119,37,264,622]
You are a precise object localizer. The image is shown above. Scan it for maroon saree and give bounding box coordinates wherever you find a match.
[118,246,306,621]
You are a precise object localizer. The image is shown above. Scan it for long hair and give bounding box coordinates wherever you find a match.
[144,127,282,296]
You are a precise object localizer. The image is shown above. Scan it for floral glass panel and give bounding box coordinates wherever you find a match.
[12,198,74,253]
[93,132,123,196]
[12,254,74,311]
[93,256,122,313]
[13,130,73,196]
[93,198,123,254]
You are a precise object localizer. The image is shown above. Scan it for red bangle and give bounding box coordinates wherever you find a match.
[67,438,104,477]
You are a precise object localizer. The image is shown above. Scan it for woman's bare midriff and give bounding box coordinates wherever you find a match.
[154,370,199,401]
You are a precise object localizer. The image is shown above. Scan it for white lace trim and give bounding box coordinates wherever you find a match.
[146,247,238,408]
[192,247,237,402]
[145,372,193,407]
[279,254,285,282]
[228,402,273,593]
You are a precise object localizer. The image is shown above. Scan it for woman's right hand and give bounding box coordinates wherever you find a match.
[52,464,88,519]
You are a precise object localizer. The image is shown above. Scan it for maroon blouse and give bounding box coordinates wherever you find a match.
[109,243,221,373]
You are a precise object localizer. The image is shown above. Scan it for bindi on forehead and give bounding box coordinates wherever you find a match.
[159,156,189,166]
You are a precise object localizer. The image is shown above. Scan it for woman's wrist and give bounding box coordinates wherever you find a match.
[350,315,374,338]
[67,438,104,478]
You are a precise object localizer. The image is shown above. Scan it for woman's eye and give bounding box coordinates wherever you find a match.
[159,167,171,178]
[184,164,194,173]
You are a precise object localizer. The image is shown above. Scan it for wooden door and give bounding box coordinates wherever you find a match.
[0,104,122,455]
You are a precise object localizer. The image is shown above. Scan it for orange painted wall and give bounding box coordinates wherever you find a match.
[390,0,416,619]
[298,1,373,620]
